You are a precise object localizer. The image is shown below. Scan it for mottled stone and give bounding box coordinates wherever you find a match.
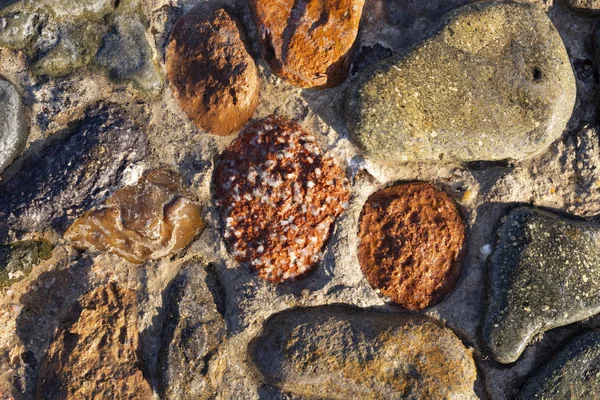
[36,283,154,399]
[0,79,27,175]
[562,0,600,15]
[482,207,600,364]
[166,5,259,136]
[0,239,52,288]
[358,182,465,310]
[42,0,116,21]
[158,259,226,400]
[65,169,204,263]
[251,306,478,399]
[248,0,365,88]
[519,330,600,399]
[0,103,148,242]
[346,1,576,163]
[0,8,46,53]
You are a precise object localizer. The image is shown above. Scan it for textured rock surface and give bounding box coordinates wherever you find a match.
[563,0,600,15]
[166,5,259,136]
[158,259,226,400]
[358,182,465,310]
[36,283,153,399]
[346,0,576,163]
[251,306,478,399]
[482,206,600,364]
[214,115,350,283]
[0,103,147,242]
[0,79,26,175]
[248,0,365,88]
[66,169,204,263]
[518,330,600,399]
[0,240,52,288]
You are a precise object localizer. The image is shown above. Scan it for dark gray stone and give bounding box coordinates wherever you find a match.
[0,79,27,174]
[482,206,600,364]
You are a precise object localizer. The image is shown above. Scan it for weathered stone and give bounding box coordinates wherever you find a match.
[65,169,204,264]
[0,79,27,175]
[166,5,259,136]
[158,259,226,400]
[482,206,600,364]
[36,283,154,399]
[251,306,478,399]
[42,0,116,22]
[214,116,350,283]
[562,0,600,15]
[248,0,365,88]
[0,8,46,53]
[346,1,576,163]
[358,182,465,310]
[518,330,600,399]
[0,103,148,242]
[0,239,52,288]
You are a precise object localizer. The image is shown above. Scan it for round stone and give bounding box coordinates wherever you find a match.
[0,79,27,175]
[213,115,350,283]
[357,182,465,309]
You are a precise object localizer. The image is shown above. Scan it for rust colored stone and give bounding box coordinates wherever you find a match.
[357,182,465,310]
[248,0,365,88]
[36,283,153,400]
[65,169,205,263]
[214,115,350,283]
[166,6,260,136]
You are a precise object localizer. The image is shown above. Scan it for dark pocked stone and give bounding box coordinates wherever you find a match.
[482,206,600,364]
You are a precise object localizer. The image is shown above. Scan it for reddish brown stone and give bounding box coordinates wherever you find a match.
[166,6,260,136]
[248,0,365,88]
[214,115,350,283]
[357,182,465,310]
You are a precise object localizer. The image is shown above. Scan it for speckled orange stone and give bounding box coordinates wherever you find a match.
[357,182,465,310]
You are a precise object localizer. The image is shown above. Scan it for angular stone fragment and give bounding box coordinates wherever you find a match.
[36,283,154,399]
[65,169,205,264]
[251,306,478,399]
[0,239,52,288]
[482,207,600,364]
[518,330,600,399]
[214,116,350,283]
[563,0,600,15]
[248,0,365,88]
[0,103,147,241]
[166,5,259,136]
[158,259,226,400]
[358,182,465,310]
[346,1,576,163]
[0,79,27,175]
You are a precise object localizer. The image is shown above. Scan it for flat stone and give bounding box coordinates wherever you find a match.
[36,283,154,399]
[346,1,576,163]
[0,239,52,288]
[358,182,465,310]
[0,103,148,242]
[562,0,600,15]
[251,306,478,399]
[0,79,27,175]
[158,259,226,400]
[248,0,365,88]
[65,169,204,263]
[166,5,259,136]
[518,330,600,399]
[482,206,600,364]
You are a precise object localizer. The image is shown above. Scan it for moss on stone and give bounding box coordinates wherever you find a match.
[0,239,53,288]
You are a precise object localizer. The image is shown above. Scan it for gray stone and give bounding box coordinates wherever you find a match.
[0,79,27,174]
[251,305,478,399]
[346,1,576,163]
[0,239,52,288]
[562,0,600,16]
[518,330,600,399]
[41,0,116,22]
[482,206,600,364]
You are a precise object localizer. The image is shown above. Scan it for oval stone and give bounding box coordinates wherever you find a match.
[0,79,27,175]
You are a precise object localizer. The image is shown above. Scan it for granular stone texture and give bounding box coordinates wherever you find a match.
[0,239,52,288]
[158,259,226,400]
[214,115,350,283]
[0,103,148,242]
[358,182,465,310]
[346,0,576,163]
[166,5,259,136]
[482,206,600,364]
[248,0,365,88]
[0,79,26,175]
[518,330,600,399]
[36,283,154,399]
[65,169,205,264]
[563,0,600,15]
[251,305,478,399]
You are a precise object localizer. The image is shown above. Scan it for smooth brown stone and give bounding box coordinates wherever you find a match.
[248,0,365,88]
[357,182,465,310]
[166,6,260,136]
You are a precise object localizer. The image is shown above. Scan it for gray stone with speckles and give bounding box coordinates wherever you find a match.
[0,79,27,175]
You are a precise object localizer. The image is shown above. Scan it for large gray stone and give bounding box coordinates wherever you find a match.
[0,79,27,175]
[346,1,576,163]
[482,207,600,364]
